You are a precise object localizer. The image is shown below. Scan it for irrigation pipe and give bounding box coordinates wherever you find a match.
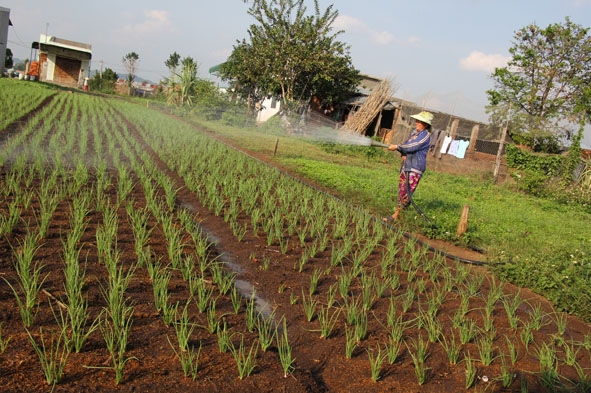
[212,135,504,267]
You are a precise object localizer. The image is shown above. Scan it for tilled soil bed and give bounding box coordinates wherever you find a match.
[0,92,590,393]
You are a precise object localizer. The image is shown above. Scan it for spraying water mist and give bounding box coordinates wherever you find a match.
[294,125,389,148]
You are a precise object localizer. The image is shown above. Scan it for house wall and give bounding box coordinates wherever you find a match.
[43,51,90,86]
[256,96,281,124]
[44,54,56,82]
[0,7,10,72]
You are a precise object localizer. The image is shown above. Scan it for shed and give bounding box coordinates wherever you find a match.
[341,75,401,140]
[343,95,400,139]
[30,34,92,87]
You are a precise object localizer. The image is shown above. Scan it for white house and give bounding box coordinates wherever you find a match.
[31,34,92,87]
[256,96,282,124]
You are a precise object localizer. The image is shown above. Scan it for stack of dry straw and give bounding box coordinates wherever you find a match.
[342,78,393,135]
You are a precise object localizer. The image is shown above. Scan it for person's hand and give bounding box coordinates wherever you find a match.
[388,144,398,151]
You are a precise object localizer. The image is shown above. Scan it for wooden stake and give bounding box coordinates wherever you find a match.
[273,137,279,157]
[456,205,470,237]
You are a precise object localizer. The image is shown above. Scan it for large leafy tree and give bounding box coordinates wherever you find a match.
[487,17,591,152]
[221,0,360,111]
[122,51,140,95]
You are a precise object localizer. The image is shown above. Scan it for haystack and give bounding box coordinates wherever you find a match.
[343,78,393,134]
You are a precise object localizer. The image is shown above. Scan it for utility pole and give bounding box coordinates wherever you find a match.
[99,60,103,78]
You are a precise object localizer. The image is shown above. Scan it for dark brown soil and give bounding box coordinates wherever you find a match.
[0,98,589,393]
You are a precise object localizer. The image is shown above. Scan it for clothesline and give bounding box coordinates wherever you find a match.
[430,129,470,159]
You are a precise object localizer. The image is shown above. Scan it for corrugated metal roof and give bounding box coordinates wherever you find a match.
[344,95,399,110]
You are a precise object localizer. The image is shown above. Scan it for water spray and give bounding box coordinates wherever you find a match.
[294,125,392,148]
[369,141,389,148]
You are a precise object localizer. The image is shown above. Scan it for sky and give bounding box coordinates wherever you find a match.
[3,0,591,147]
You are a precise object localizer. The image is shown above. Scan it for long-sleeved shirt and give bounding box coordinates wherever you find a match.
[397,129,431,174]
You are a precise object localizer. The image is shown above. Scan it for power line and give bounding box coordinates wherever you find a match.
[7,25,30,48]
[7,39,29,49]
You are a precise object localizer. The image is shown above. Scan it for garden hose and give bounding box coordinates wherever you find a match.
[404,170,434,225]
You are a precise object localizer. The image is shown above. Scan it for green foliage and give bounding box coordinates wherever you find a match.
[192,96,256,128]
[5,48,13,68]
[89,68,118,93]
[505,145,564,173]
[164,52,181,83]
[505,144,564,195]
[504,137,589,204]
[562,123,584,186]
[220,0,360,108]
[487,17,591,150]
[509,129,563,154]
[166,56,199,106]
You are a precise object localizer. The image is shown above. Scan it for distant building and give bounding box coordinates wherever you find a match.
[114,78,159,97]
[0,7,12,72]
[30,34,92,87]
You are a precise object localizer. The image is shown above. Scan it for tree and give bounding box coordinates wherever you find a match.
[164,53,200,106]
[220,41,266,109]
[164,52,181,84]
[5,48,13,68]
[486,17,591,152]
[177,56,198,106]
[220,0,360,111]
[102,67,119,83]
[89,67,118,93]
[122,52,140,95]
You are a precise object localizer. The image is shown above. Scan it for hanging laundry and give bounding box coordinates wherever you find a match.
[440,135,452,154]
[455,140,470,159]
[447,139,460,156]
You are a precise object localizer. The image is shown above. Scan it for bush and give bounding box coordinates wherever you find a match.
[505,144,563,174]
[505,144,568,197]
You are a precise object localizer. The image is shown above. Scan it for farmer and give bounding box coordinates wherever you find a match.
[383,111,433,221]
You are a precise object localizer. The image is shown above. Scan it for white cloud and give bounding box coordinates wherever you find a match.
[334,15,396,46]
[120,10,176,37]
[334,15,365,31]
[459,51,510,72]
[369,31,396,46]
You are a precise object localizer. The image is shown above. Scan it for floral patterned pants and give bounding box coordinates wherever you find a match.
[398,171,422,208]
